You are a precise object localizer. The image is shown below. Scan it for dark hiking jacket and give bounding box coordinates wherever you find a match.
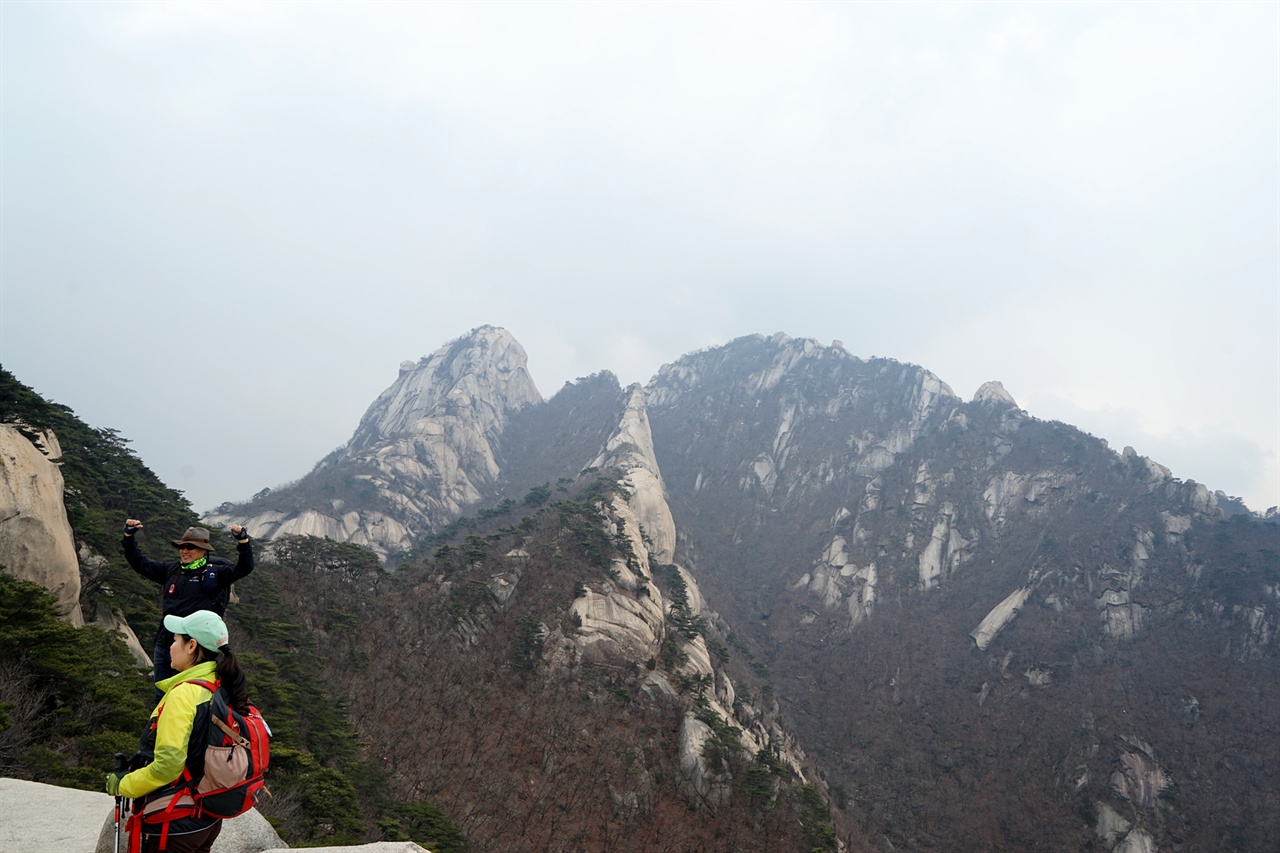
[122,534,254,645]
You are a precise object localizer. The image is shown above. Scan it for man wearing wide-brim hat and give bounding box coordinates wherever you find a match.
[121,519,255,686]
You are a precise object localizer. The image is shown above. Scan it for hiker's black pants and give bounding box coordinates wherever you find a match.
[142,820,221,853]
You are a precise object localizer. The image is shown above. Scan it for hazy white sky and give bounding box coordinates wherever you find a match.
[2,1,1277,513]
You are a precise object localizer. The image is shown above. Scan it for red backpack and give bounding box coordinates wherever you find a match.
[186,678,272,817]
[128,679,271,850]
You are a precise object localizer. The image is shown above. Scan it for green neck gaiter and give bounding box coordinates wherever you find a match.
[181,556,208,571]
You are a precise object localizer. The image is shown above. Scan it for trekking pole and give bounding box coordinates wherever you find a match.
[113,752,127,853]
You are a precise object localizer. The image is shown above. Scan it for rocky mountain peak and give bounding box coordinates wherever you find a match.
[972,380,1019,408]
[208,325,544,558]
[349,324,541,451]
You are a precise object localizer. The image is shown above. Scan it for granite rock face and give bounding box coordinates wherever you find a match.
[560,382,809,797]
[584,384,676,564]
[0,424,82,624]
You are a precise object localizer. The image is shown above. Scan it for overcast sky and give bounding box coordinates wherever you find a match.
[2,1,1276,515]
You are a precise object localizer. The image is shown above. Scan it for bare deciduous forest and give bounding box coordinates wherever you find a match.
[246,484,837,853]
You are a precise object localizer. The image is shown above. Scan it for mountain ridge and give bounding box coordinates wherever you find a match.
[198,325,1278,849]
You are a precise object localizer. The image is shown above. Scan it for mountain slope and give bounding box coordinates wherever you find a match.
[302,475,834,852]
[644,332,1278,850]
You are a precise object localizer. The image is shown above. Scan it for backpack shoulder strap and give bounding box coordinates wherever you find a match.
[194,680,250,746]
[211,713,252,748]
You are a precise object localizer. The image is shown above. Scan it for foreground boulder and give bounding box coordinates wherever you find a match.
[0,777,431,853]
[94,803,284,853]
[0,778,104,853]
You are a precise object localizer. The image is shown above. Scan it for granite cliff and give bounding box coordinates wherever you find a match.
[0,423,82,625]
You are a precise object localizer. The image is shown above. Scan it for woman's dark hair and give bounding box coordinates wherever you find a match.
[186,637,250,714]
[214,647,249,713]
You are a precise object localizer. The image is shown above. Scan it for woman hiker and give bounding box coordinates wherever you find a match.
[122,520,254,685]
[106,610,250,853]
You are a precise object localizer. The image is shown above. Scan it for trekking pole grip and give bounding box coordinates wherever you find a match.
[114,752,128,773]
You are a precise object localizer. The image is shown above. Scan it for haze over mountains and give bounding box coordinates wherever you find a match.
[198,325,1277,850]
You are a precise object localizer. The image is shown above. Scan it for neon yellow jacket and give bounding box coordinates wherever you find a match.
[119,661,217,799]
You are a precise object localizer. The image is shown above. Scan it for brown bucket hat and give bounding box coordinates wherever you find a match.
[172,527,215,553]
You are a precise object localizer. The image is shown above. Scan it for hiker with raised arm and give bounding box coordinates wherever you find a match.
[122,520,254,684]
[106,611,264,853]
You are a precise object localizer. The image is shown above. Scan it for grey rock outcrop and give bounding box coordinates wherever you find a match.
[94,597,152,668]
[1089,738,1170,853]
[0,424,82,624]
[972,380,1018,408]
[0,777,423,853]
[1,777,286,853]
[0,777,105,853]
[564,387,673,667]
[584,384,676,564]
[551,382,809,802]
[971,584,1033,650]
[676,711,733,810]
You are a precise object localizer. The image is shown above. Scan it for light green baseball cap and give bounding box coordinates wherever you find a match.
[164,610,229,652]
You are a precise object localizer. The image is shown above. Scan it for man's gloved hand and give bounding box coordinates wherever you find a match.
[123,519,143,535]
[230,524,248,541]
[106,772,124,796]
